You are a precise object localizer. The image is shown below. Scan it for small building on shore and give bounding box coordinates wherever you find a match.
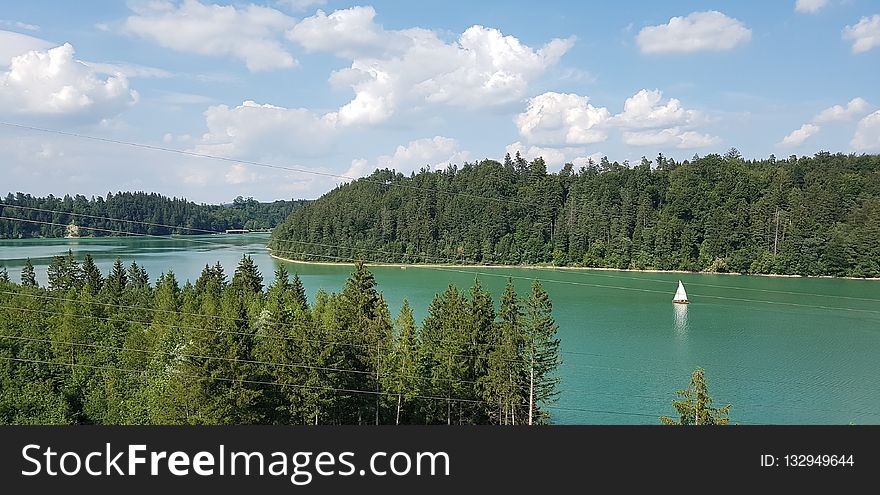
[224,229,251,234]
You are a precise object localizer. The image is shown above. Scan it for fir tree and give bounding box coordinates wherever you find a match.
[524,280,561,425]
[660,368,732,425]
[21,258,37,287]
[81,254,103,294]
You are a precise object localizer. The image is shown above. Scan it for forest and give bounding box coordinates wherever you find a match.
[270,151,880,278]
[0,254,561,425]
[0,192,308,238]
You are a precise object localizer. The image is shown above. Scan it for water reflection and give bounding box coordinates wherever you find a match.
[673,303,688,336]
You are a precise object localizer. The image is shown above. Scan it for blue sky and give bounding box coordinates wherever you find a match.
[1,0,879,202]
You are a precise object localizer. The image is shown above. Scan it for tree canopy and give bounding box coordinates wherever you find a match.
[270,152,880,278]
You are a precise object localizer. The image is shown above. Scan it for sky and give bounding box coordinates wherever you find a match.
[1,0,879,203]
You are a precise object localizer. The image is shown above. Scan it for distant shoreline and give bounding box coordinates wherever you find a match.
[267,250,880,281]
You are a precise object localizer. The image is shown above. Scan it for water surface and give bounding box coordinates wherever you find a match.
[2,234,878,425]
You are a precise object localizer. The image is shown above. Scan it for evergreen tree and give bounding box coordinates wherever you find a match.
[0,266,8,284]
[21,258,37,287]
[483,279,526,425]
[291,273,308,309]
[660,368,732,425]
[81,254,103,294]
[523,280,561,425]
[384,300,421,424]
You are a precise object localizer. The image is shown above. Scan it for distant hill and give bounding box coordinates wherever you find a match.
[0,191,308,238]
[270,151,880,278]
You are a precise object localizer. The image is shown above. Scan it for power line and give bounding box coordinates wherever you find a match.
[0,355,686,422]
[0,298,873,404]
[0,211,880,314]
[0,121,546,210]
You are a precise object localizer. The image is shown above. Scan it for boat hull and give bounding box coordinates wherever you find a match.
[673,300,689,304]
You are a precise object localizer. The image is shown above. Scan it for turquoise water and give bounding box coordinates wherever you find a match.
[1,234,878,425]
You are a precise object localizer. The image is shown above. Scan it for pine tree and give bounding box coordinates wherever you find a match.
[291,273,308,309]
[21,258,37,287]
[105,258,127,296]
[660,368,732,425]
[0,266,9,284]
[385,300,421,424]
[231,255,263,294]
[81,254,103,294]
[524,280,561,425]
[483,278,526,425]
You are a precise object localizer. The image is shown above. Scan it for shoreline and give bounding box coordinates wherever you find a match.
[267,250,880,281]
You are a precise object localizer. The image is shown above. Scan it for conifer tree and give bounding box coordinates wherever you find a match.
[81,254,103,294]
[483,279,526,425]
[660,368,732,425]
[523,280,561,425]
[21,258,37,287]
[0,266,8,284]
[385,300,421,424]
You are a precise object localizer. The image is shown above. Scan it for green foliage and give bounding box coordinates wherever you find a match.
[0,191,307,238]
[0,255,564,425]
[660,368,732,425]
[270,153,880,277]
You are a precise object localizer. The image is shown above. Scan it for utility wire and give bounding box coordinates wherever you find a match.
[0,122,546,210]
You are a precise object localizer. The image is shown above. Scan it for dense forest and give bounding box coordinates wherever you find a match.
[0,192,308,238]
[0,254,561,425]
[270,151,880,278]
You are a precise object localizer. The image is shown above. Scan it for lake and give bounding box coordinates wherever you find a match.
[1,234,878,425]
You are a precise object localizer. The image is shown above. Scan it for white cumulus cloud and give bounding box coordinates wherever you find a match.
[813,97,870,122]
[0,43,137,119]
[515,92,610,145]
[637,11,751,54]
[613,89,700,129]
[843,15,880,53]
[795,0,830,14]
[125,0,297,71]
[289,7,572,126]
[287,6,411,58]
[779,123,821,147]
[194,100,339,159]
[851,110,880,151]
[622,128,720,149]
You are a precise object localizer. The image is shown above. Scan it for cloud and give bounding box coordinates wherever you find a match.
[125,0,297,71]
[84,61,173,79]
[851,110,880,151]
[0,19,40,31]
[779,123,821,147]
[290,7,572,125]
[515,92,610,145]
[0,29,54,65]
[795,0,830,14]
[505,141,604,169]
[613,89,700,129]
[345,136,470,179]
[0,43,138,119]
[194,100,338,159]
[622,128,721,149]
[377,136,470,172]
[287,6,410,58]
[277,0,326,11]
[637,11,751,54]
[224,163,259,184]
[843,15,880,53]
[813,97,869,122]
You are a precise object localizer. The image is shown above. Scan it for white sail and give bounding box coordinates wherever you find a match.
[673,280,689,303]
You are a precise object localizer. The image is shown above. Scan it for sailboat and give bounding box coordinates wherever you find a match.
[672,280,689,304]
